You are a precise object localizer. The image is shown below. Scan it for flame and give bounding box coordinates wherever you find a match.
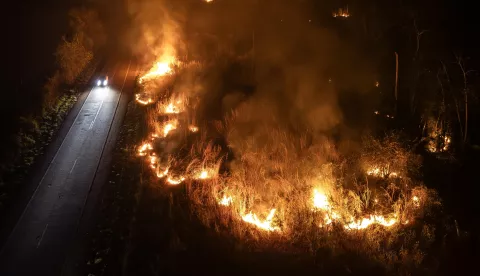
[139,60,174,83]
[312,189,398,229]
[162,119,178,137]
[133,57,425,240]
[333,6,350,18]
[165,102,179,114]
[367,167,400,178]
[193,168,217,180]
[242,209,279,232]
[138,142,153,156]
[345,215,397,230]
[429,135,452,153]
[149,155,157,169]
[135,94,153,105]
[159,98,184,114]
[219,195,232,206]
[156,167,170,178]
[313,189,330,210]
[443,136,451,151]
[166,175,185,185]
[412,195,420,207]
[189,125,199,133]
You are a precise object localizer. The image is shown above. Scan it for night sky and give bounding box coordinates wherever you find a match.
[5,0,479,109]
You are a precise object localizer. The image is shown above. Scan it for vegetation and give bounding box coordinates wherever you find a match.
[0,6,103,212]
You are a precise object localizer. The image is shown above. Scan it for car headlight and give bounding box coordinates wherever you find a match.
[97,80,101,86]
[103,80,108,86]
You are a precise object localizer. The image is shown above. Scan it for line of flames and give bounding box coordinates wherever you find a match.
[134,58,421,233]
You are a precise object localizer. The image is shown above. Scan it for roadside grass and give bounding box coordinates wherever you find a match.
[0,60,97,213]
[0,94,76,209]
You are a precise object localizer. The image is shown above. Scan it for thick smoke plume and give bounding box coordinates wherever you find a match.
[126,0,186,64]
[128,0,377,143]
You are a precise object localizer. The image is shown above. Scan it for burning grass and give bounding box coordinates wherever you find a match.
[133,57,441,272]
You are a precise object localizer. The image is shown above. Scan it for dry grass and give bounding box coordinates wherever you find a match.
[135,59,442,273]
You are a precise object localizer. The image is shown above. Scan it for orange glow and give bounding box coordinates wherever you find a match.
[333,6,350,18]
[133,54,429,243]
[366,166,400,178]
[138,142,153,156]
[156,167,170,178]
[139,60,174,83]
[161,119,178,137]
[135,94,153,105]
[242,209,279,232]
[166,175,186,185]
[312,189,330,210]
[219,195,232,206]
[193,167,218,180]
[189,125,199,133]
[149,155,157,169]
[345,215,397,230]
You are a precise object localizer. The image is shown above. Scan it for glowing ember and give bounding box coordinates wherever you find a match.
[197,170,209,179]
[166,175,185,185]
[193,168,217,180]
[242,209,279,232]
[444,136,451,151]
[367,167,400,178]
[149,155,157,169]
[219,195,232,206]
[412,196,420,207]
[156,167,169,178]
[138,142,153,156]
[135,94,153,105]
[345,215,397,230]
[428,134,451,153]
[333,6,350,18]
[189,125,199,132]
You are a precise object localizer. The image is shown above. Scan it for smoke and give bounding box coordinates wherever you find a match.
[125,0,186,64]
[127,0,376,144]
[211,0,375,139]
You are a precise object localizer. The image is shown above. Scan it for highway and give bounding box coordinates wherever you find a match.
[0,60,137,276]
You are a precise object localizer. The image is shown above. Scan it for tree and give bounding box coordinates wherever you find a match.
[55,34,93,85]
[68,8,106,51]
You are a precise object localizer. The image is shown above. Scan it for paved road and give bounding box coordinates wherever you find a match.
[0,60,137,276]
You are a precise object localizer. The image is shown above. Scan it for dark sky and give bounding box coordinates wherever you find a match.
[6,0,479,84]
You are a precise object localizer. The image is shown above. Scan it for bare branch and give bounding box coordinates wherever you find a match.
[413,19,429,60]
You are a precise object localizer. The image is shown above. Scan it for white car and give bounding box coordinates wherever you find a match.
[96,75,109,87]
